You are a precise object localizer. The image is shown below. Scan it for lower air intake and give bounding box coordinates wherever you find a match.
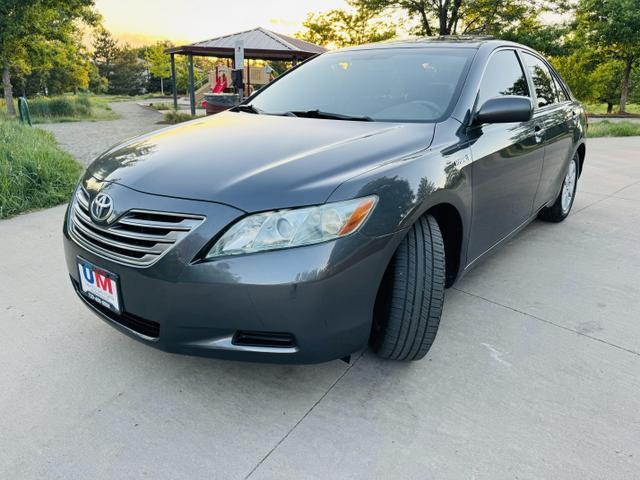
[232,331,296,348]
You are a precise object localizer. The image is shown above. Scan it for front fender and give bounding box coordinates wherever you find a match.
[327,130,473,242]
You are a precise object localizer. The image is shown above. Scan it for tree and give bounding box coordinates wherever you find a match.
[555,54,638,113]
[92,27,119,85]
[88,62,108,94]
[577,0,640,113]
[0,0,96,115]
[144,42,172,95]
[108,47,147,95]
[297,1,397,48]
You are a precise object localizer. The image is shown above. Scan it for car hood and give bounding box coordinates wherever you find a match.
[86,111,435,212]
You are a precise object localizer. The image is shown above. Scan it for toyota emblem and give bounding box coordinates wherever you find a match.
[90,193,114,222]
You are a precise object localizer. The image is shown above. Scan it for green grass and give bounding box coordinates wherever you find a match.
[585,103,640,115]
[161,110,199,124]
[1,94,119,123]
[0,116,82,219]
[587,120,640,138]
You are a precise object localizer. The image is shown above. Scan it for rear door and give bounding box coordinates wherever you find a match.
[520,52,576,209]
[467,49,545,262]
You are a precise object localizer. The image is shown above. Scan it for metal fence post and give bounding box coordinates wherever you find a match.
[18,97,32,126]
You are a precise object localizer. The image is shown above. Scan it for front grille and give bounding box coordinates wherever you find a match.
[72,279,160,339]
[69,187,205,267]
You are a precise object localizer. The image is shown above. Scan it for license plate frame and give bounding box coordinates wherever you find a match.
[77,257,122,315]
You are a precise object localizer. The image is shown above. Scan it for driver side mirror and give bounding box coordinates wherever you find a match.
[473,96,533,125]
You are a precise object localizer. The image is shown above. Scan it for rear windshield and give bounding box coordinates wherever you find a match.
[250,47,475,122]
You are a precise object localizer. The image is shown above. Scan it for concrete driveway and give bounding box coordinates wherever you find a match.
[1,137,639,479]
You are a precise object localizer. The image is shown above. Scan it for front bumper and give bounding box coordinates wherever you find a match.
[63,183,403,364]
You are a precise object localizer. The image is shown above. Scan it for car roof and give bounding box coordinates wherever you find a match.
[333,36,527,53]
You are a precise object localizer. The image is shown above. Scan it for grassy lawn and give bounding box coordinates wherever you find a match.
[585,103,640,115]
[587,120,640,138]
[0,115,82,219]
[96,93,172,103]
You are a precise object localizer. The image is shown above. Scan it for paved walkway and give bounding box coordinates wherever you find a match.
[1,138,639,479]
[39,102,165,165]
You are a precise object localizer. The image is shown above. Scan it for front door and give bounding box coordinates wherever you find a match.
[467,49,545,263]
[520,52,576,209]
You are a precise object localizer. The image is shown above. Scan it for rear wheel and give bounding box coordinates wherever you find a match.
[370,215,445,361]
[538,153,579,223]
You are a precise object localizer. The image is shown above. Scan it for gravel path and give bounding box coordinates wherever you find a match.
[39,101,165,165]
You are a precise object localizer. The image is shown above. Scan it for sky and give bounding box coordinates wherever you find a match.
[94,0,350,46]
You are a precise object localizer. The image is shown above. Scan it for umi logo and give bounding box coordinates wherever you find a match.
[81,264,113,294]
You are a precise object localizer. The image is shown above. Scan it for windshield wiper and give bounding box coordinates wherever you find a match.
[232,104,263,114]
[283,110,373,122]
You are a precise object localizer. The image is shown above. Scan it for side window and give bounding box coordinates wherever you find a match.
[522,53,558,108]
[477,50,530,108]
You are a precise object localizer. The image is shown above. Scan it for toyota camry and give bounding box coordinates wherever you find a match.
[63,37,586,363]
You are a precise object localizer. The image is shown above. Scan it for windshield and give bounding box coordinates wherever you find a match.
[249,47,475,123]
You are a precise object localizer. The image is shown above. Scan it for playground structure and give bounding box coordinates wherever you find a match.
[165,27,326,115]
[195,64,275,114]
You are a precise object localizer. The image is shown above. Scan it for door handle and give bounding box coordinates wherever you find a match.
[534,125,545,143]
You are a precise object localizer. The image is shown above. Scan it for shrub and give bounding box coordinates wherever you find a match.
[162,110,198,124]
[0,117,82,218]
[149,102,171,111]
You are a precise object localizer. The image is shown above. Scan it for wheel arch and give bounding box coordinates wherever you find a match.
[392,199,466,288]
[425,203,464,287]
[576,142,586,178]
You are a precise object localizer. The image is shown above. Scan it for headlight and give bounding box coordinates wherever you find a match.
[206,196,377,258]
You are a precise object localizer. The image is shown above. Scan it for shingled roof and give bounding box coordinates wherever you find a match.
[165,27,326,60]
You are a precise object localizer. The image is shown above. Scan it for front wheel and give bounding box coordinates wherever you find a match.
[370,215,445,361]
[538,153,579,223]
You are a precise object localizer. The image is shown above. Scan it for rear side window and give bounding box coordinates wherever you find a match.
[522,53,559,108]
[552,75,569,102]
[477,50,529,107]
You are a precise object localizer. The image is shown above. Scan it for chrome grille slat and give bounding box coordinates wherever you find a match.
[117,216,198,231]
[76,188,90,209]
[71,216,168,255]
[68,189,205,267]
[73,203,180,243]
[72,231,159,265]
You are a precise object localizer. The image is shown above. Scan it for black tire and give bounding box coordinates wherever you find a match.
[538,153,579,223]
[370,215,446,361]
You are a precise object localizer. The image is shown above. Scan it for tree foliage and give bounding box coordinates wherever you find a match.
[92,27,119,83]
[0,0,97,114]
[297,1,397,48]
[19,33,91,96]
[143,42,173,94]
[106,47,147,96]
[351,0,565,37]
[576,0,640,112]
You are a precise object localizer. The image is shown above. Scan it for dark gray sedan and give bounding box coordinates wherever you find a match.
[63,37,586,363]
